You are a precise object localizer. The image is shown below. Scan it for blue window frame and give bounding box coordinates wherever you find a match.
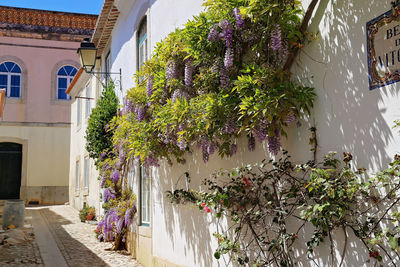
[57,65,77,100]
[0,62,22,98]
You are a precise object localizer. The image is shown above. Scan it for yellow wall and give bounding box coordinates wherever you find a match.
[0,123,70,187]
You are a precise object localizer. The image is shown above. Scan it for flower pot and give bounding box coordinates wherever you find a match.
[86,214,94,221]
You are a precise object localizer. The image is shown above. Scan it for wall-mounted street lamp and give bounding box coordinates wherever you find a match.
[77,38,122,91]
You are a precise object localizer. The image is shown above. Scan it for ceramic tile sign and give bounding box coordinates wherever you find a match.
[367,7,400,90]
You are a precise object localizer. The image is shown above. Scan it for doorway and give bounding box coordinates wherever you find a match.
[0,142,22,199]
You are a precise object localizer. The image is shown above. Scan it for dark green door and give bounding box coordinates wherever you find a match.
[0,143,22,199]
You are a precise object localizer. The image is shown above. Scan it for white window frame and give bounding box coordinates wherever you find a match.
[137,17,148,71]
[83,156,89,189]
[57,66,77,100]
[0,62,22,98]
[75,160,80,192]
[105,52,111,86]
[140,165,151,226]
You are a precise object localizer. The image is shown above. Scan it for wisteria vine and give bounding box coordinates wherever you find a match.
[109,0,315,166]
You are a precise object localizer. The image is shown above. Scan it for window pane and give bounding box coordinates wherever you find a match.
[0,75,7,88]
[4,62,14,72]
[140,165,150,225]
[84,157,89,188]
[10,87,20,97]
[58,89,67,100]
[58,77,67,89]
[58,67,67,76]
[0,64,7,73]
[70,67,77,76]
[11,75,20,86]
[11,64,21,73]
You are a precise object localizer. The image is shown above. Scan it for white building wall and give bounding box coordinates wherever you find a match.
[103,0,400,266]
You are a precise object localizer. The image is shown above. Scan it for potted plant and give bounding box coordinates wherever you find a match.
[86,207,96,221]
[79,206,96,222]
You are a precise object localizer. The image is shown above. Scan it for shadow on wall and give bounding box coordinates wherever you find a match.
[152,0,400,266]
[291,0,400,170]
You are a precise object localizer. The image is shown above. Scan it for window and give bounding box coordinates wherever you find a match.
[85,83,91,118]
[84,156,89,189]
[105,52,111,86]
[75,160,80,192]
[0,61,22,98]
[57,65,77,100]
[77,97,81,126]
[137,17,148,71]
[140,165,151,226]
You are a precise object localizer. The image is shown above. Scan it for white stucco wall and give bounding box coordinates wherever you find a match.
[100,0,400,266]
[68,74,102,212]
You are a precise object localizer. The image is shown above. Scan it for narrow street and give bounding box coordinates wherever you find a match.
[0,205,142,267]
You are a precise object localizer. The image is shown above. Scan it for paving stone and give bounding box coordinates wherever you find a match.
[38,205,142,267]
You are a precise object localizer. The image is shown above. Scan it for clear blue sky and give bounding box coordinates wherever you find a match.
[0,0,103,15]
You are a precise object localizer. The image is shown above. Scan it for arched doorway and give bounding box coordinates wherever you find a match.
[0,142,22,199]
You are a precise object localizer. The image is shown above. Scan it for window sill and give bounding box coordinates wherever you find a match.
[5,98,24,104]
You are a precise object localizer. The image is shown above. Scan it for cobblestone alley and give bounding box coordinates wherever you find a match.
[0,205,142,267]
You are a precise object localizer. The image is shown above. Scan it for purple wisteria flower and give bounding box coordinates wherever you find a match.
[171,89,189,103]
[224,118,238,134]
[99,152,106,160]
[285,111,297,125]
[270,24,282,51]
[267,129,281,156]
[248,136,256,151]
[233,8,244,28]
[184,57,194,87]
[224,47,234,68]
[145,152,159,167]
[220,66,230,89]
[103,209,116,241]
[147,75,153,97]
[166,60,180,81]
[112,170,120,183]
[208,25,219,41]
[219,19,233,47]
[124,205,136,226]
[103,187,116,202]
[200,137,210,163]
[136,106,146,122]
[252,119,269,143]
[105,124,109,132]
[100,174,107,187]
[229,143,237,157]
[116,217,124,234]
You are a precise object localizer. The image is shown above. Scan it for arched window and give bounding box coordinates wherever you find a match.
[137,17,148,70]
[0,61,22,98]
[57,65,77,100]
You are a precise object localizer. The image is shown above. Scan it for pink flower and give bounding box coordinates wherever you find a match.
[201,203,206,207]
[220,199,224,204]
[204,206,211,213]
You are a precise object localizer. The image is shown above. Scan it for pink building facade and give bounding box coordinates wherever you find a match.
[0,6,97,204]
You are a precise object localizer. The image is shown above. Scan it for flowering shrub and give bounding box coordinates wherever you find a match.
[95,146,137,250]
[109,0,316,166]
[167,152,400,266]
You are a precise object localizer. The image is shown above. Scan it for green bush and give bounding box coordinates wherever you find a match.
[85,82,119,166]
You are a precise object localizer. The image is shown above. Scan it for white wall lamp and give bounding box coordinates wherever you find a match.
[77,38,122,91]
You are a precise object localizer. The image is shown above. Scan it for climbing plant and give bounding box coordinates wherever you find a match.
[109,0,316,166]
[167,152,400,266]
